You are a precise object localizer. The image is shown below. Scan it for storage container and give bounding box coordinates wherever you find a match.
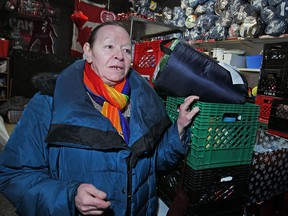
[257,68,288,98]
[0,39,9,58]
[157,162,251,215]
[257,42,288,98]
[268,98,288,138]
[248,130,288,204]
[223,53,246,68]
[132,40,163,86]
[166,96,259,169]
[255,95,282,124]
[246,54,263,69]
[262,42,288,69]
[7,110,23,124]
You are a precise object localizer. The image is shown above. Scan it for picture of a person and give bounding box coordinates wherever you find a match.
[28,17,57,53]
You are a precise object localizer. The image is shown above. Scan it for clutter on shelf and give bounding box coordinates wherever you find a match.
[131,0,288,42]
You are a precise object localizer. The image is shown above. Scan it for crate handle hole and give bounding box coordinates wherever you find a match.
[220,176,233,182]
[222,113,241,122]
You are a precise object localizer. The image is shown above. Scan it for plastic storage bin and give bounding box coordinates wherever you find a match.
[248,147,288,204]
[0,39,9,58]
[257,68,288,98]
[223,53,246,68]
[261,42,288,69]
[132,40,163,86]
[166,97,260,169]
[157,161,251,215]
[258,42,288,98]
[246,54,263,69]
[255,95,282,124]
[7,110,23,124]
[268,98,288,138]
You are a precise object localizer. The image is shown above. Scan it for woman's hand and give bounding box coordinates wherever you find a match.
[75,183,111,215]
[177,95,200,138]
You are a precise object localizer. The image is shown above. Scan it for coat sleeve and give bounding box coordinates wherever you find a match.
[0,93,81,216]
[156,121,190,171]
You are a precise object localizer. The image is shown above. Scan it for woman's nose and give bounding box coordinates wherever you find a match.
[114,48,124,61]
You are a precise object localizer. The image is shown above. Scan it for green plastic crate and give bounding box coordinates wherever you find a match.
[166,97,260,170]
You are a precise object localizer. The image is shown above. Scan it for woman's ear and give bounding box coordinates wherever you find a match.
[83,42,92,63]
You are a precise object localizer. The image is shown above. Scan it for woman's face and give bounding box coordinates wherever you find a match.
[84,25,132,86]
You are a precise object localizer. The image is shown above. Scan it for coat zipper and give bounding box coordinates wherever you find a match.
[126,157,132,216]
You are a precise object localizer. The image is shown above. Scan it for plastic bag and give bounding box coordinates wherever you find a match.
[265,19,288,36]
[276,1,288,20]
[208,23,227,40]
[188,0,200,8]
[228,23,241,38]
[268,0,283,6]
[217,10,233,27]
[261,6,277,24]
[196,15,219,31]
[250,0,268,13]
[239,16,262,38]
[215,0,230,15]
[232,3,256,24]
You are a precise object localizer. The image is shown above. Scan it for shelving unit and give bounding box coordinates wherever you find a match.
[0,57,10,103]
[191,35,288,57]
[119,17,287,89]
[191,36,288,88]
[119,16,185,41]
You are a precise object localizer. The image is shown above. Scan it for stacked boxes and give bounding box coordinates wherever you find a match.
[267,98,288,138]
[132,40,163,86]
[157,162,251,216]
[256,42,288,138]
[255,95,282,130]
[248,129,288,205]
[166,97,259,170]
[157,96,260,215]
[0,39,9,58]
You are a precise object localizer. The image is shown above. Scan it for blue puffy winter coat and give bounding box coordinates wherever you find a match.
[0,60,189,216]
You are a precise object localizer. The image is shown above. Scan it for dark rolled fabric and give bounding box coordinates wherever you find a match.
[153,39,248,104]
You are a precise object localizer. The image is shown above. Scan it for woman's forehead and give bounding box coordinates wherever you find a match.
[96,25,131,43]
[97,25,129,36]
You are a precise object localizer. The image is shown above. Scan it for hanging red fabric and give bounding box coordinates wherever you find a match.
[70,0,88,31]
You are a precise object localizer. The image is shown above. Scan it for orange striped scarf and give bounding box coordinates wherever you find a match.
[83,62,130,142]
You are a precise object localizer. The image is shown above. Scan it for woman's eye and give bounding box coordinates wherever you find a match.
[124,49,131,54]
[106,45,113,49]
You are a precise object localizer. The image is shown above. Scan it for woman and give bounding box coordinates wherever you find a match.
[0,21,199,216]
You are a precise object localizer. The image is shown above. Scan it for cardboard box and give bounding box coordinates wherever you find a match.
[223,53,246,68]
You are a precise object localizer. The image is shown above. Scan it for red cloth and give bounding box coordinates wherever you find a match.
[70,0,105,57]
